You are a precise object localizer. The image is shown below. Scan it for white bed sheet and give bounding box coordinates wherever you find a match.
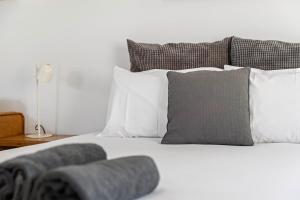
[1,133,300,200]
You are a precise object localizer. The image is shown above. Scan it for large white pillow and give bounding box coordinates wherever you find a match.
[225,65,300,143]
[101,66,222,138]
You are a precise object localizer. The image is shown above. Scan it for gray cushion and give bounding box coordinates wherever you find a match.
[127,38,232,72]
[231,36,300,70]
[162,68,253,146]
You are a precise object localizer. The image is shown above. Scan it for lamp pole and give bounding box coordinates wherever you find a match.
[36,64,41,136]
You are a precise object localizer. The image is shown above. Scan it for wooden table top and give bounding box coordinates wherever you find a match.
[0,134,74,148]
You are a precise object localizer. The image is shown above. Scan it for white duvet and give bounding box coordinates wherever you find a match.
[1,133,300,200]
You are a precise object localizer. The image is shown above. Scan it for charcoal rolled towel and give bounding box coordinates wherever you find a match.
[32,156,160,200]
[0,143,107,200]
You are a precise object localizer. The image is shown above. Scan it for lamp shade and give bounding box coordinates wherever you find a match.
[37,64,54,83]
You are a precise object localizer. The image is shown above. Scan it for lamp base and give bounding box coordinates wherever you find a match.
[25,133,53,139]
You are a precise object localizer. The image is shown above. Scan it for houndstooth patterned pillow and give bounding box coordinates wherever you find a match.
[127,38,232,72]
[231,37,300,70]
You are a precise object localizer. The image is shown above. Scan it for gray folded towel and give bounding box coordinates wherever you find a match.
[0,143,107,200]
[32,156,160,200]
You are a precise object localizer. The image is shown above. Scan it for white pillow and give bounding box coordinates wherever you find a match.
[225,65,300,143]
[101,66,222,138]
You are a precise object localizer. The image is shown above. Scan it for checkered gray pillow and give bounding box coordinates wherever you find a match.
[231,37,300,70]
[127,38,232,72]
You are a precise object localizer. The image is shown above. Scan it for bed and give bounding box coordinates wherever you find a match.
[1,133,300,200]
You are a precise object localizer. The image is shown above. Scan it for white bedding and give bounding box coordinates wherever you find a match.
[1,133,300,200]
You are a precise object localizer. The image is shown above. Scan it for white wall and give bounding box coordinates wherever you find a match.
[1,0,300,135]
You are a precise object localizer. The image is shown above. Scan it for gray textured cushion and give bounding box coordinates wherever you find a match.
[231,36,300,70]
[127,38,232,72]
[162,68,253,146]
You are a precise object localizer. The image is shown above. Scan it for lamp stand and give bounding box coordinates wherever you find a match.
[26,133,53,138]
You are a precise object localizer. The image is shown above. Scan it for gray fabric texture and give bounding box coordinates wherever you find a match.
[162,68,253,146]
[231,36,300,70]
[0,144,107,200]
[32,156,160,200]
[127,38,232,72]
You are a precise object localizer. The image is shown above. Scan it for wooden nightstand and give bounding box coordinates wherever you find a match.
[0,134,74,149]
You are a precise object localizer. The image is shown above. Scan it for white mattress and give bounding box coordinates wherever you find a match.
[1,133,300,200]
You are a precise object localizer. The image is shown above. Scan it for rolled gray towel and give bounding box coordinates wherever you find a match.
[0,143,107,200]
[32,156,160,200]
